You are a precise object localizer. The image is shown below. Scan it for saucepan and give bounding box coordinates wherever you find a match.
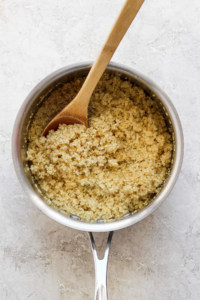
[12,62,184,299]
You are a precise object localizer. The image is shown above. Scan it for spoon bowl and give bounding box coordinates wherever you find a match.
[42,115,86,136]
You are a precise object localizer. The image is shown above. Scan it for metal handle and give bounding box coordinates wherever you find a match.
[88,232,113,300]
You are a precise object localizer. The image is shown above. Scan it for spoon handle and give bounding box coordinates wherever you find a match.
[77,0,145,102]
[89,232,113,300]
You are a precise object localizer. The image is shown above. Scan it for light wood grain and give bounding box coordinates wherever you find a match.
[42,0,145,136]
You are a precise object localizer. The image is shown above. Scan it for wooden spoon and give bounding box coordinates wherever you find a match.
[42,0,144,136]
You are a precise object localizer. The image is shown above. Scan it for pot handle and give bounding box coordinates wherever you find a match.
[88,232,114,300]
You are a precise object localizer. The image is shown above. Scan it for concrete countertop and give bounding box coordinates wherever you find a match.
[0,0,200,299]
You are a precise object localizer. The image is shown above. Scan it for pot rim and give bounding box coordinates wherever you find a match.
[12,61,184,232]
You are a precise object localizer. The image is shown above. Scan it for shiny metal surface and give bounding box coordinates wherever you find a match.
[89,232,113,300]
[12,62,184,232]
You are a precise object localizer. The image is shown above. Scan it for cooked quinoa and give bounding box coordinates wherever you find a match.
[27,73,173,222]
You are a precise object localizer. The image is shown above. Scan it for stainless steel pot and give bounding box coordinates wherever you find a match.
[12,62,184,299]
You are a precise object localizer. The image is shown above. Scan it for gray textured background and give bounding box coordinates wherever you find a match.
[0,0,200,299]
